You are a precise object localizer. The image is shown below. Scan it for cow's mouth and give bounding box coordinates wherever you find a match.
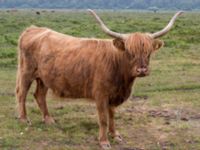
[137,73,146,77]
[136,72,150,77]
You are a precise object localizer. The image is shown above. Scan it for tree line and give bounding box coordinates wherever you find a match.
[0,0,199,10]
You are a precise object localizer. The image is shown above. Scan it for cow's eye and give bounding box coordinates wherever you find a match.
[126,52,135,60]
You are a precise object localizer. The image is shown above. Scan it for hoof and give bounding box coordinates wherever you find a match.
[100,141,111,150]
[109,131,123,143]
[43,116,55,125]
[114,135,123,143]
[19,117,32,125]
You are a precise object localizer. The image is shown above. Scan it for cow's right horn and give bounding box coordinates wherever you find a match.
[151,11,184,39]
[88,9,126,39]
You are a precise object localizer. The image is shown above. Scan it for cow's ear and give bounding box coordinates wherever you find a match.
[152,39,164,51]
[113,38,125,51]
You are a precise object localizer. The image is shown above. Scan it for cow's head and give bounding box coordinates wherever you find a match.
[88,10,183,77]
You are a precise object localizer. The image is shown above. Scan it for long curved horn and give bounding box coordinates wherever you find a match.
[88,9,126,39]
[151,11,184,39]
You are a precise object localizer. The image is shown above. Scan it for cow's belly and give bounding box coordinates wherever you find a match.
[40,71,92,99]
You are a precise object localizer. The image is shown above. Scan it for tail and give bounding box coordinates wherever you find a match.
[17,25,37,72]
[16,26,30,94]
[16,31,24,95]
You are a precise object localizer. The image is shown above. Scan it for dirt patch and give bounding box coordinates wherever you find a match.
[148,109,176,119]
[129,95,148,101]
[148,109,200,121]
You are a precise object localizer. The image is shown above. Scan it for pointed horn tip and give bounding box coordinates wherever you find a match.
[87,9,94,13]
[177,11,184,16]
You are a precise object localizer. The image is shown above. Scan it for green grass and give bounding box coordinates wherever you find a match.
[0,10,200,150]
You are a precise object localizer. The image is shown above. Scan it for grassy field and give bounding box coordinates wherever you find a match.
[0,9,200,150]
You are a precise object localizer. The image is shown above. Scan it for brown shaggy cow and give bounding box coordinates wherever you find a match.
[16,10,183,149]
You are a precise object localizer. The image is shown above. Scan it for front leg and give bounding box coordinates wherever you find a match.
[108,106,123,142]
[96,100,111,149]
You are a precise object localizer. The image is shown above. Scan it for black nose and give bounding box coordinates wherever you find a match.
[136,67,147,74]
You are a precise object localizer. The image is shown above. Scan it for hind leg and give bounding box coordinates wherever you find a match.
[34,78,55,124]
[16,71,33,124]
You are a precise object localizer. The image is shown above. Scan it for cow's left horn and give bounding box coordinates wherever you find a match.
[88,9,126,39]
[151,11,184,39]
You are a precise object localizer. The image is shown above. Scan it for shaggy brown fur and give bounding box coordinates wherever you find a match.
[16,25,163,148]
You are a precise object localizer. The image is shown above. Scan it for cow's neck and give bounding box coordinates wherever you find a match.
[98,41,135,86]
[108,52,135,106]
[110,51,135,89]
